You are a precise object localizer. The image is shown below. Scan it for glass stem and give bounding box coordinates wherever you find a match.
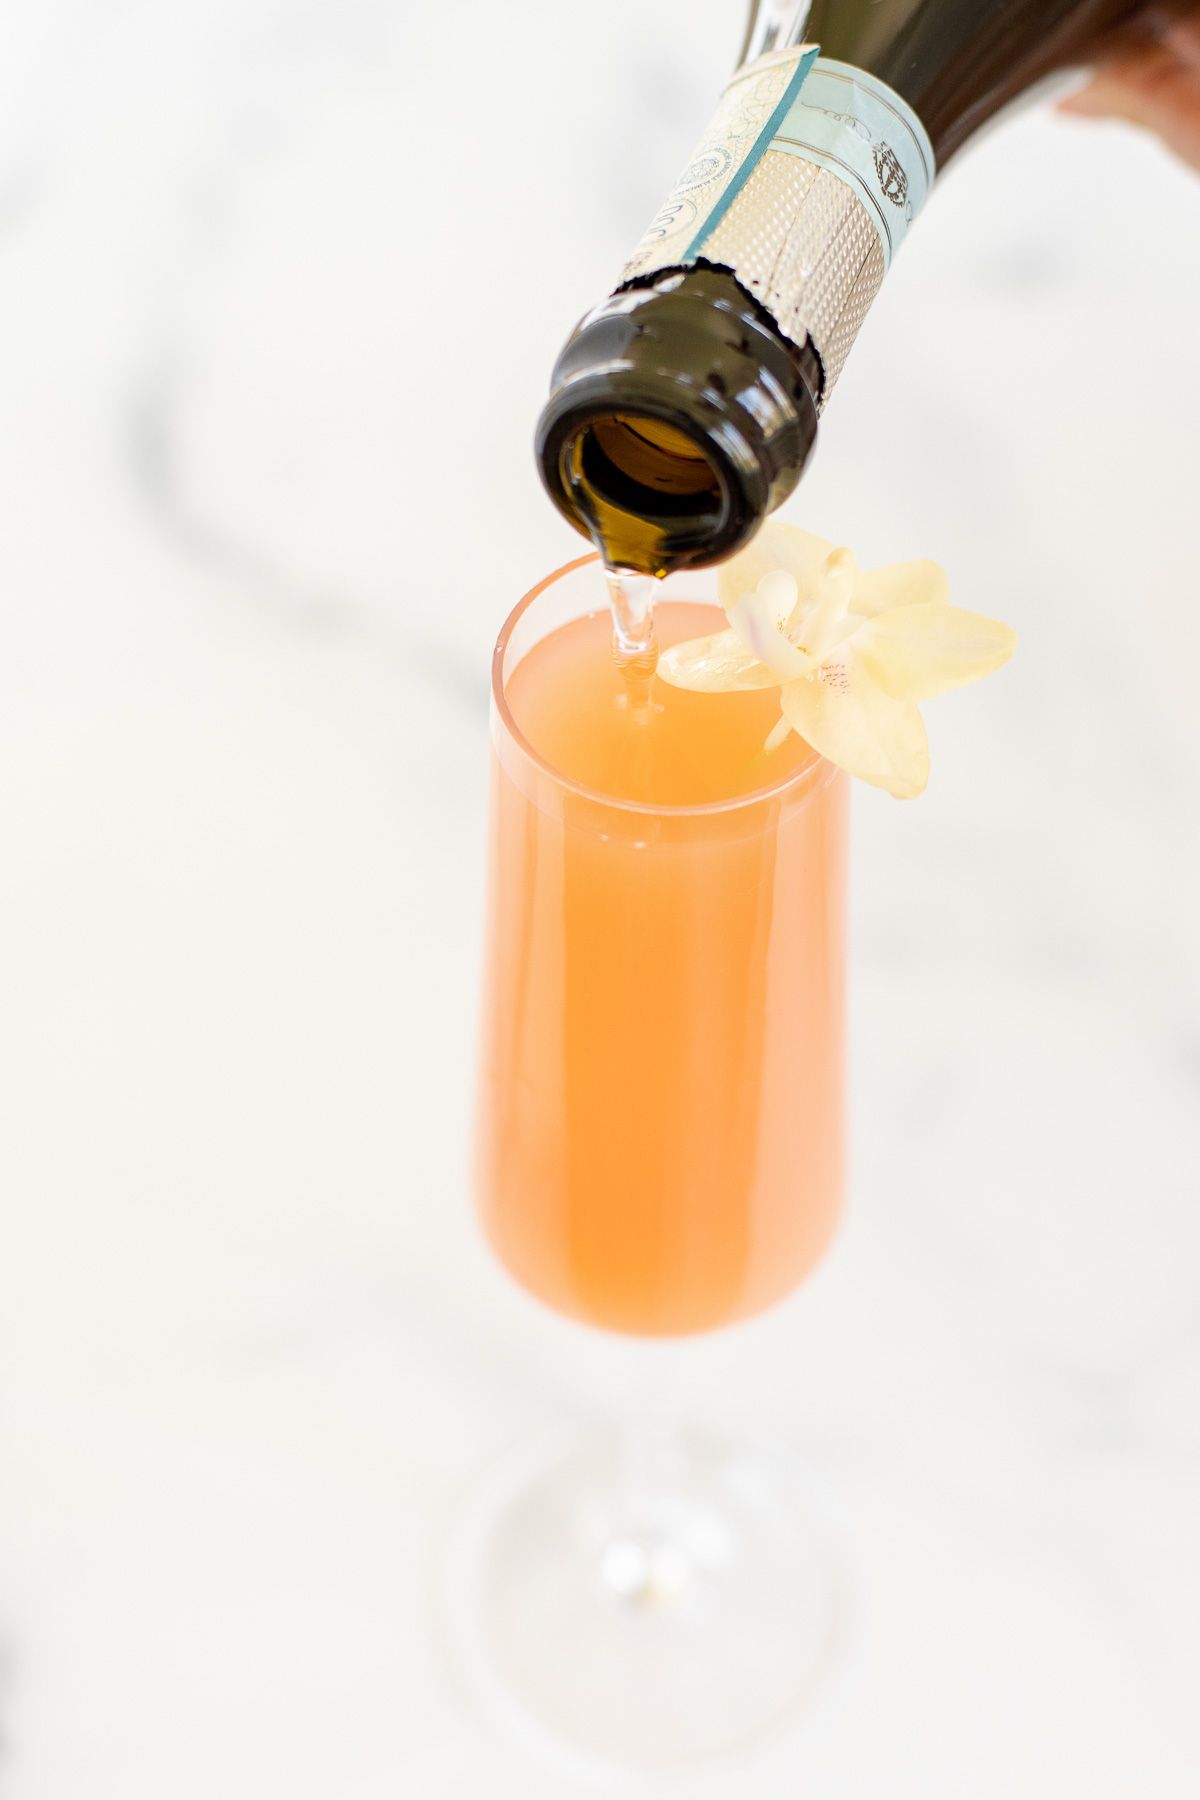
[599,1383,693,1609]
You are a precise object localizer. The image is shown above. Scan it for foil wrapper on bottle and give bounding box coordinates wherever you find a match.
[621,48,935,402]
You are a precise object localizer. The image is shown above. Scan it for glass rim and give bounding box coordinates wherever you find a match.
[492,553,835,821]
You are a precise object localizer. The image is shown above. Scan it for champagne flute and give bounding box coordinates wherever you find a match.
[453,555,849,1775]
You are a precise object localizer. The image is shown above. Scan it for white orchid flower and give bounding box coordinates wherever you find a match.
[658,521,1016,798]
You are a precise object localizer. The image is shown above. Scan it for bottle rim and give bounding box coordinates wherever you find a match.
[536,382,762,575]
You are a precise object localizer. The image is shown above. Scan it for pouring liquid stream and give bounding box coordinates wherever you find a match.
[606,567,659,697]
[605,566,661,795]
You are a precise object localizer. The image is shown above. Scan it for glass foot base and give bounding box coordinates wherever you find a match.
[447,1423,848,1782]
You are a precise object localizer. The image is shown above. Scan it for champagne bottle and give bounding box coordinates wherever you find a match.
[536,0,1140,575]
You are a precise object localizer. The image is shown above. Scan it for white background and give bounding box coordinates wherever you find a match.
[1,2,1198,1795]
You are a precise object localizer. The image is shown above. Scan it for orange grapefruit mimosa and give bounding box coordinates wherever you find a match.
[476,558,847,1335]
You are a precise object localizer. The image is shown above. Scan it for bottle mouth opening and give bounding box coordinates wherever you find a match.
[582,413,725,512]
[558,408,737,574]
[535,266,821,577]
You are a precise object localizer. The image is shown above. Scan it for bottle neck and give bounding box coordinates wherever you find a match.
[536,270,821,577]
[747,0,1141,164]
[738,0,812,66]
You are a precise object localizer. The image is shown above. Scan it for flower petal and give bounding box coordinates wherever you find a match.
[757,567,799,625]
[717,520,837,614]
[856,602,1017,700]
[764,711,793,754]
[780,658,930,798]
[728,592,812,681]
[851,558,949,618]
[793,546,857,658]
[657,629,780,692]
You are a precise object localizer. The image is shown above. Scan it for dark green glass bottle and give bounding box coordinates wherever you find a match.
[536,0,1139,576]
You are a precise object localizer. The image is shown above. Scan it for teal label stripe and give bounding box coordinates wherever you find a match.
[682,46,820,264]
[683,52,935,272]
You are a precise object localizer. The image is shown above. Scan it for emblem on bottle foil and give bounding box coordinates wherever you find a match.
[872,142,908,207]
[679,147,734,191]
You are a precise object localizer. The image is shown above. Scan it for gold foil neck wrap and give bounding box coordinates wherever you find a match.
[620,57,887,404]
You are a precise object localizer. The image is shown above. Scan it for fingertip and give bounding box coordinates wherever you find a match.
[1056,87,1104,118]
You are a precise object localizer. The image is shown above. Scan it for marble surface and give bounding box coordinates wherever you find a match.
[1,2,1199,1794]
